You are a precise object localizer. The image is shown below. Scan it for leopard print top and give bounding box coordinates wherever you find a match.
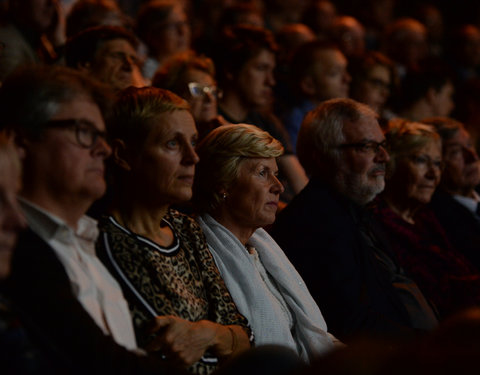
[97,209,252,375]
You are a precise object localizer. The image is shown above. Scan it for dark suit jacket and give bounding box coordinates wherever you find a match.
[429,189,480,271]
[5,228,181,375]
[271,178,414,341]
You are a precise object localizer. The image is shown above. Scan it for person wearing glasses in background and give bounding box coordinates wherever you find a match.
[372,119,480,320]
[152,51,227,141]
[272,99,438,342]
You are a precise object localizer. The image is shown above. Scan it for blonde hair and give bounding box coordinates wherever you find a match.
[109,86,189,150]
[193,124,283,213]
[385,118,440,176]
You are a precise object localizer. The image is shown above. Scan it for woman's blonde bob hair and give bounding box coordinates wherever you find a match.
[193,124,284,213]
[385,118,440,177]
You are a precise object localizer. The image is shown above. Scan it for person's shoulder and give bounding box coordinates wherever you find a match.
[167,210,205,239]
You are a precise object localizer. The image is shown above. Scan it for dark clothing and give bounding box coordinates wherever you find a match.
[0,292,59,375]
[429,189,480,271]
[373,199,480,319]
[218,108,293,155]
[5,228,184,375]
[271,178,432,341]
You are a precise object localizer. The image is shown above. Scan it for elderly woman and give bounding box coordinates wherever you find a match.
[96,87,251,374]
[373,119,480,318]
[152,51,226,140]
[193,124,337,362]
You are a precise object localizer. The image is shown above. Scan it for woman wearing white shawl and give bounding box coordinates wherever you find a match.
[193,124,340,362]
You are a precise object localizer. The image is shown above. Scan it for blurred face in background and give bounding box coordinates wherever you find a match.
[183,68,219,124]
[236,48,276,109]
[351,64,391,113]
[150,4,191,61]
[308,48,350,102]
[442,128,480,195]
[84,38,145,91]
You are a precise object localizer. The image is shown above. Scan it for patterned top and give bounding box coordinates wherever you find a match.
[373,199,480,318]
[97,209,251,375]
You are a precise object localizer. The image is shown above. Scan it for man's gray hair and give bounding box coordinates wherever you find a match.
[297,98,377,176]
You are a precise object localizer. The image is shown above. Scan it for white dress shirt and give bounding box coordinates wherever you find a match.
[19,198,138,351]
[453,190,480,216]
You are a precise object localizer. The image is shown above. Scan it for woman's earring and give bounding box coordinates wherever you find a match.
[222,192,228,200]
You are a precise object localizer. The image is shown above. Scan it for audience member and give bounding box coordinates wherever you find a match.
[422,117,480,270]
[0,0,63,81]
[66,0,130,38]
[448,25,480,83]
[214,25,308,197]
[330,15,365,58]
[272,98,437,341]
[136,0,191,80]
[301,0,337,41]
[393,67,454,121]
[65,25,145,91]
[152,51,226,140]
[1,66,183,375]
[263,0,307,33]
[97,87,252,374]
[193,124,339,361]
[0,132,56,374]
[348,51,397,121]
[281,41,350,152]
[374,119,480,318]
[453,78,480,149]
[353,0,396,50]
[382,18,428,79]
[414,4,445,59]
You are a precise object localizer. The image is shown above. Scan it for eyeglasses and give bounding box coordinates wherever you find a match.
[407,154,444,171]
[188,82,222,99]
[338,140,387,154]
[44,119,108,149]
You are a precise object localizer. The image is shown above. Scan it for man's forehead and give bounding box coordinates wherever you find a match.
[51,98,106,131]
[342,116,383,141]
[97,38,136,54]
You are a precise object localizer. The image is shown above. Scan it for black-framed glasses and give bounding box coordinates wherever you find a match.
[338,140,387,154]
[188,82,222,99]
[44,119,108,149]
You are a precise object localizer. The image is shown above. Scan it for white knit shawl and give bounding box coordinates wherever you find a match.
[197,214,337,362]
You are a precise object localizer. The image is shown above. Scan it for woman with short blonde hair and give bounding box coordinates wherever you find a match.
[194,124,339,362]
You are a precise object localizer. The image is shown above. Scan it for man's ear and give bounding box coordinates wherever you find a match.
[300,76,316,97]
[112,139,132,171]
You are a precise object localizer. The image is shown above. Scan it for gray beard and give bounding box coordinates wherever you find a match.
[333,171,385,206]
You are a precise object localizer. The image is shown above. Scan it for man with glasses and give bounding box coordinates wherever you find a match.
[0,66,181,374]
[65,25,146,91]
[272,98,438,342]
[423,117,480,270]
